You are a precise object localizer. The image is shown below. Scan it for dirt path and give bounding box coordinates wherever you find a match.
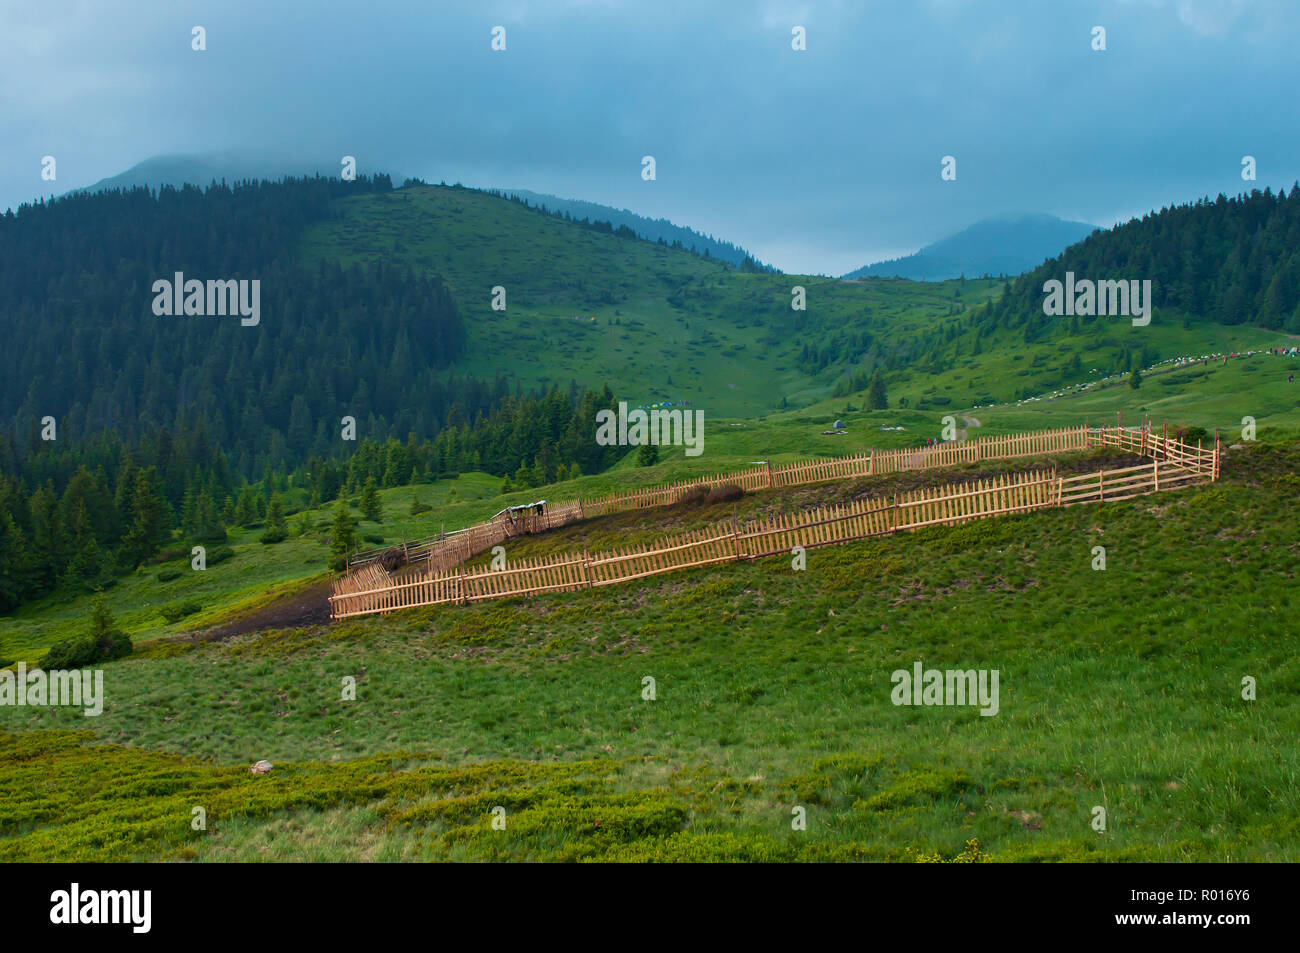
[177,581,334,644]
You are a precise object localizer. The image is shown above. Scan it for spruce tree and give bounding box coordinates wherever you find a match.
[868,370,888,410]
[121,467,171,567]
[260,494,288,544]
[28,483,68,592]
[328,499,357,571]
[65,501,105,588]
[360,478,383,523]
[0,512,30,613]
[233,487,258,526]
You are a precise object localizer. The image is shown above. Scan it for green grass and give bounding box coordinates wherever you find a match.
[962,352,1300,440]
[298,184,1000,416]
[296,182,1294,430]
[8,181,1300,862]
[5,440,1298,861]
[7,350,1295,663]
[889,319,1291,410]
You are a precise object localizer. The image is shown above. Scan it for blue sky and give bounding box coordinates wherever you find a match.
[2,0,1298,274]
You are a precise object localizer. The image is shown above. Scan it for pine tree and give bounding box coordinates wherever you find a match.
[112,457,137,540]
[41,596,132,669]
[360,478,383,523]
[867,370,888,410]
[193,488,226,541]
[28,483,68,592]
[260,494,288,544]
[64,501,105,588]
[512,461,533,490]
[180,484,199,536]
[0,511,31,613]
[88,596,132,660]
[233,487,258,526]
[120,467,171,567]
[328,499,357,571]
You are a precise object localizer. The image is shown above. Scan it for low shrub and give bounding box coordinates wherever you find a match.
[677,486,709,506]
[1173,425,1209,445]
[39,599,132,670]
[705,483,744,504]
[160,600,202,624]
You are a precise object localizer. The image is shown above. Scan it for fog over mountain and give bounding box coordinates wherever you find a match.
[5,1,1298,275]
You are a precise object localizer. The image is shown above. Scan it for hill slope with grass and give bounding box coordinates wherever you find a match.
[298,182,996,415]
[499,187,775,270]
[2,438,1297,861]
[6,178,1300,675]
[7,345,1298,663]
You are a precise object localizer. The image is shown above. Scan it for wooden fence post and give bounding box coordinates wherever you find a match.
[868,450,874,476]
[458,566,467,605]
[732,510,742,561]
[1154,456,1160,492]
[583,547,594,588]
[766,460,774,489]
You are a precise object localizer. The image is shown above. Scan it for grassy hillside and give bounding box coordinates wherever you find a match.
[8,349,1298,661]
[884,318,1293,413]
[298,184,998,414]
[3,439,1297,861]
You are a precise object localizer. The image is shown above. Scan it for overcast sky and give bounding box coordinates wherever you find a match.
[3,0,1299,274]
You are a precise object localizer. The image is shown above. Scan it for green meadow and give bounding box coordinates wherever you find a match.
[5,348,1296,662]
[298,185,1001,415]
[3,438,1298,861]
[5,183,1299,861]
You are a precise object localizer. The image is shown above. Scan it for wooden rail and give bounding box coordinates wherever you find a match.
[343,424,1095,577]
[329,427,1218,620]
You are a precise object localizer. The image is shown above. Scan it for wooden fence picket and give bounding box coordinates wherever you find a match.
[330,425,1219,618]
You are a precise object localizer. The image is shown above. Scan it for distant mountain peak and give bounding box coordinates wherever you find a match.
[843,214,1098,282]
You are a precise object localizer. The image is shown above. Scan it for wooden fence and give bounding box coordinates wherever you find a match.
[343,424,1099,576]
[329,433,1218,620]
